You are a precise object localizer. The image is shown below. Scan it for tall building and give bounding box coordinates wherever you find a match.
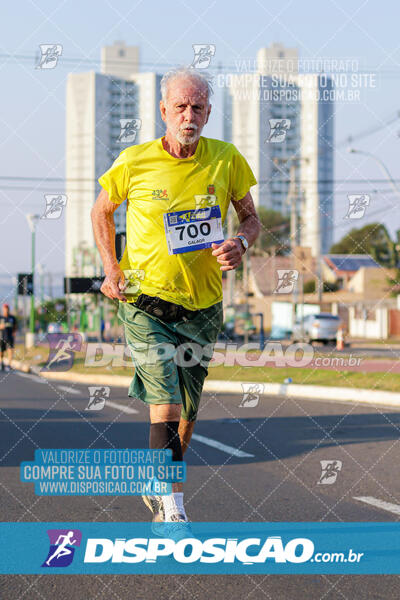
[65,42,164,276]
[225,43,334,256]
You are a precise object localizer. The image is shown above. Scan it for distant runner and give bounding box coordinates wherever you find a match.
[0,303,17,371]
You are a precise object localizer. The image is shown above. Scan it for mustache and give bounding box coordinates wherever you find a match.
[179,124,198,132]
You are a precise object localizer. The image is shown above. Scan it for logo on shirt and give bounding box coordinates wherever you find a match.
[152,189,169,200]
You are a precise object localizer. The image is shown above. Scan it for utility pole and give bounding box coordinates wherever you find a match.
[66,275,71,331]
[276,155,323,317]
[316,191,323,304]
[286,163,299,328]
[37,263,45,333]
[48,272,53,299]
[13,276,18,316]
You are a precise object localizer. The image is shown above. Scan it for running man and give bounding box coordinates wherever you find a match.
[92,66,260,529]
[45,531,77,566]
[0,303,17,371]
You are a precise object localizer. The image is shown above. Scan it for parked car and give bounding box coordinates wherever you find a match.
[291,313,341,344]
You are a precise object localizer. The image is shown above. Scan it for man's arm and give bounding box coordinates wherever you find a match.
[91,189,127,301]
[211,191,261,271]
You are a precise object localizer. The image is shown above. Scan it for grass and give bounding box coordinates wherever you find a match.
[13,344,400,393]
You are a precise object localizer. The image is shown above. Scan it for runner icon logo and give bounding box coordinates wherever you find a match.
[86,386,110,411]
[42,333,83,372]
[317,460,343,485]
[239,383,265,408]
[42,529,82,568]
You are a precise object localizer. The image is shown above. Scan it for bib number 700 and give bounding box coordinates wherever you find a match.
[175,221,211,240]
[164,205,224,255]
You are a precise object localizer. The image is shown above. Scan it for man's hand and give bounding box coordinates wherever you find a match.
[211,238,244,271]
[100,266,127,302]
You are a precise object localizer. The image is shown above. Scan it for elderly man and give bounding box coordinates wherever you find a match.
[92,66,260,530]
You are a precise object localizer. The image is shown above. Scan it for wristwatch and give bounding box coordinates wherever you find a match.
[234,234,249,253]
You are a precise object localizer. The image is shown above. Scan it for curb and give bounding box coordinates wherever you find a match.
[204,381,400,407]
[8,360,400,409]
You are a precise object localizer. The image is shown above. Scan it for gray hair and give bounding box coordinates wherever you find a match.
[160,66,214,104]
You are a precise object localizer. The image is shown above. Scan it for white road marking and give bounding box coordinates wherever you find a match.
[16,372,47,384]
[105,400,138,414]
[16,372,138,414]
[57,385,82,395]
[191,433,254,458]
[354,496,400,516]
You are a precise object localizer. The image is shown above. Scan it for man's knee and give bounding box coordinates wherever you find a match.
[150,403,181,423]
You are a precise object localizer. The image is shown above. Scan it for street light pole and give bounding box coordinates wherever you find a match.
[348,148,400,199]
[26,214,40,346]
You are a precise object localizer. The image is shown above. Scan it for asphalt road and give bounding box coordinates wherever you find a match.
[1,369,400,599]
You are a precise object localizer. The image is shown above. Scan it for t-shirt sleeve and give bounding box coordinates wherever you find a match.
[98,151,130,205]
[230,146,257,201]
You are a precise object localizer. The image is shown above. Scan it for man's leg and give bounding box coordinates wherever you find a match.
[178,418,196,456]
[7,343,13,367]
[175,301,224,456]
[150,403,183,492]
[149,403,188,522]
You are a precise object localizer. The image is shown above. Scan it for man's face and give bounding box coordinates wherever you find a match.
[3,306,9,317]
[160,77,211,145]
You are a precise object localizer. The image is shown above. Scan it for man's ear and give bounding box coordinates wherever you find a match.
[205,103,212,125]
[160,100,167,123]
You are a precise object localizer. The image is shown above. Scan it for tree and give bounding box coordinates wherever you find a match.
[303,280,340,293]
[256,208,290,254]
[387,271,400,297]
[330,223,398,267]
[227,207,290,254]
[39,298,67,327]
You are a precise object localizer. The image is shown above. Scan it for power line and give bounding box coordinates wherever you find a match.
[2,175,400,184]
[3,51,400,76]
[336,110,400,148]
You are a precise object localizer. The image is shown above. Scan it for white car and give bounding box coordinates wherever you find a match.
[292,313,341,345]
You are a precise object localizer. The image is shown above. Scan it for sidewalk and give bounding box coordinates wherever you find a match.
[6,358,400,410]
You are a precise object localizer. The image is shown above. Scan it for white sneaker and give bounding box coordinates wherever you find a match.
[142,495,165,535]
[158,513,192,541]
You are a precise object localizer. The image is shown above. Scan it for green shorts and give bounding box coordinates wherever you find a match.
[118,300,223,422]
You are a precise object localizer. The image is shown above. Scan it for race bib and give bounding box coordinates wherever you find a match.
[164,205,224,255]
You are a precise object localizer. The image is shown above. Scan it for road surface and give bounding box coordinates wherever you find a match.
[1,369,400,599]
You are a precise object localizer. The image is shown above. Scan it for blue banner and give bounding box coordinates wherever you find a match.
[0,522,399,574]
[20,449,186,496]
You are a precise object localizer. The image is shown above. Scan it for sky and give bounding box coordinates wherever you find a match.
[1,0,400,298]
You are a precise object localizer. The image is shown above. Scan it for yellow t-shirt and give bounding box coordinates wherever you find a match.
[98,136,257,310]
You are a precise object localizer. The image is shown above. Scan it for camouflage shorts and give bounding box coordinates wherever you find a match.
[118,300,223,421]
